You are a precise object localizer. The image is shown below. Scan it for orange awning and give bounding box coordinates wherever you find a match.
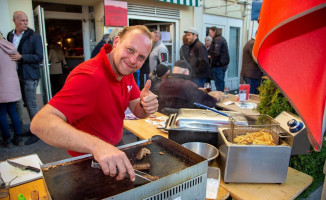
[253,0,326,150]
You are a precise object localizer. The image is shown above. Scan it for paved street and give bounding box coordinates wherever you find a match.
[0,124,138,164]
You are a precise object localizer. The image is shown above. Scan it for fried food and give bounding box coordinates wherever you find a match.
[136,147,151,160]
[132,163,151,170]
[234,130,276,146]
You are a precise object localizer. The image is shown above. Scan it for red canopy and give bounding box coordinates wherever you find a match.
[253,0,326,150]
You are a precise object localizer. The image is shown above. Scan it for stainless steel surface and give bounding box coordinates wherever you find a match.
[217,128,292,183]
[182,142,219,164]
[7,160,40,173]
[274,111,310,155]
[41,135,208,200]
[165,108,247,132]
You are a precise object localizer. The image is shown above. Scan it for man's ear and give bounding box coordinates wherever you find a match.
[113,36,120,48]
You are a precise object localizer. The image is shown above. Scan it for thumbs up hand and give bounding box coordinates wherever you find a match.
[140,80,158,114]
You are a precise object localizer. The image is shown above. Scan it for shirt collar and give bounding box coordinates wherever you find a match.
[13,30,25,37]
[100,44,126,82]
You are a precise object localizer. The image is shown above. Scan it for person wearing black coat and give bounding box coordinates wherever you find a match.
[184,27,210,88]
[208,26,230,91]
[240,38,262,94]
[7,11,43,145]
[91,34,109,58]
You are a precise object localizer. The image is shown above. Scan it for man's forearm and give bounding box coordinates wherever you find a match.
[30,105,104,154]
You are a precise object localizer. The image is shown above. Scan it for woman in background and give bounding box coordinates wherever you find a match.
[0,32,22,147]
[48,42,67,96]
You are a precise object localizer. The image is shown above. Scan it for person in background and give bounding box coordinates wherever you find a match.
[184,27,210,88]
[0,32,23,147]
[139,57,150,90]
[48,42,67,96]
[30,25,158,182]
[91,34,110,58]
[150,63,170,95]
[7,11,43,145]
[179,33,189,61]
[149,30,169,77]
[108,28,122,45]
[205,36,212,51]
[208,26,230,91]
[158,60,220,111]
[240,37,262,94]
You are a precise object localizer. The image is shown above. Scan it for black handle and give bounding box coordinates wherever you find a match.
[26,166,40,173]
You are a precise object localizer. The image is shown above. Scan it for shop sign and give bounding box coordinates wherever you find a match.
[104,0,127,27]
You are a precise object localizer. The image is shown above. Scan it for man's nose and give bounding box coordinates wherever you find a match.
[130,54,137,64]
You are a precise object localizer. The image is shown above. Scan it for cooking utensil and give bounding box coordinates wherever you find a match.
[7,160,40,173]
[91,159,152,182]
[182,142,219,164]
[41,136,207,200]
[194,102,229,117]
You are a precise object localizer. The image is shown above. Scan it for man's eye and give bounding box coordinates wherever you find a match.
[128,48,134,53]
[138,55,145,61]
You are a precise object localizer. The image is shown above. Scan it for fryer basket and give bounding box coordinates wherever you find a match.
[228,114,281,145]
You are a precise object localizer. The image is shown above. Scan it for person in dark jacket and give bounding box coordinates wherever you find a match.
[158,60,220,112]
[184,27,210,87]
[150,63,170,95]
[208,26,230,91]
[91,34,109,58]
[240,38,262,94]
[7,11,43,145]
[179,33,189,61]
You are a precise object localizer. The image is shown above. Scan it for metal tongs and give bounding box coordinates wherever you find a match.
[91,159,152,182]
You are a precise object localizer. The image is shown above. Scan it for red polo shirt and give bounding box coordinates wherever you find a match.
[49,44,140,156]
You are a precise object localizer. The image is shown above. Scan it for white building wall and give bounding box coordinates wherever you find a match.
[0,0,11,36]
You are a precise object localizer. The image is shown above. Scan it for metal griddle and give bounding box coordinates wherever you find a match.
[41,135,208,200]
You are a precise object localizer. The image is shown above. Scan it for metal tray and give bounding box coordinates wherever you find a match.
[165,109,247,132]
[41,135,207,200]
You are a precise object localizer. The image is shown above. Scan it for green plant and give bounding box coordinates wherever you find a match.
[256,79,295,117]
[256,79,326,199]
[291,140,326,198]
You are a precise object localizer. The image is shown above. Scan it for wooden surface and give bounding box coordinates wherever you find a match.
[7,179,47,200]
[123,112,168,140]
[125,114,313,200]
[219,167,313,200]
[213,186,230,200]
[214,91,260,116]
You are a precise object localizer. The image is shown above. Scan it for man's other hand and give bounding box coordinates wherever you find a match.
[140,80,158,114]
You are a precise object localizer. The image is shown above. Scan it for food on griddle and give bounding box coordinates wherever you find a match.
[142,174,159,181]
[159,152,164,155]
[234,130,276,146]
[136,147,151,160]
[132,163,151,170]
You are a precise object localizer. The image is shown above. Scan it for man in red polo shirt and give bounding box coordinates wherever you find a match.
[30,25,158,182]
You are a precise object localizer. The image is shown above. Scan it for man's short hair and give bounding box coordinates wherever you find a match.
[175,60,191,72]
[102,34,110,41]
[118,25,152,42]
[13,11,27,20]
